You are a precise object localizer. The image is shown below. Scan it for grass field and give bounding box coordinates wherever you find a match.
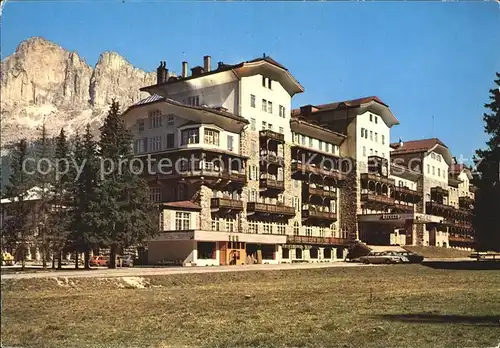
[1,264,499,348]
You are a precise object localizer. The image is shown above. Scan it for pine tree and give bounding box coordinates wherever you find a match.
[67,126,100,269]
[96,100,158,268]
[50,128,72,269]
[474,72,500,251]
[4,139,34,271]
[34,121,54,268]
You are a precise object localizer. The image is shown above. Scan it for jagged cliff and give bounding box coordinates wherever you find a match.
[0,37,158,149]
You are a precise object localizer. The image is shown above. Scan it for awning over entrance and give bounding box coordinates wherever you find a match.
[357,213,443,224]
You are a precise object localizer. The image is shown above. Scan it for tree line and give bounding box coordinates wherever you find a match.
[2,101,159,269]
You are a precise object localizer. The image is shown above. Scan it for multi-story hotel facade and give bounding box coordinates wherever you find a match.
[121,55,476,266]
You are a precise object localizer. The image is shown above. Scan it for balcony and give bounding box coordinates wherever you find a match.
[259,130,284,143]
[393,203,414,213]
[361,193,395,206]
[287,235,349,246]
[302,205,337,221]
[307,186,337,199]
[448,235,475,245]
[392,186,422,203]
[291,162,346,181]
[360,173,395,186]
[426,201,456,218]
[157,169,247,184]
[247,202,295,216]
[211,198,243,211]
[431,186,449,197]
[259,177,285,191]
[459,196,474,210]
[261,152,285,166]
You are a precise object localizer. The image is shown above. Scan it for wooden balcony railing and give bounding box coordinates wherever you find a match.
[393,186,422,198]
[291,162,346,181]
[426,201,456,217]
[287,235,349,246]
[210,198,243,210]
[459,196,474,210]
[247,202,295,216]
[431,186,449,197]
[448,235,475,244]
[259,130,285,142]
[170,169,246,184]
[361,193,395,205]
[307,186,337,199]
[261,152,285,166]
[360,173,395,186]
[393,203,414,213]
[302,205,337,221]
[259,178,285,190]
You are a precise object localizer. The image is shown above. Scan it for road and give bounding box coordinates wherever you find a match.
[1,261,370,280]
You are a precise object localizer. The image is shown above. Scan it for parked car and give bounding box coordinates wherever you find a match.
[395,251,424,263]
[89,255,108,267]
[122,255,134,267]
[353,251,403,264]
[383,251,411,263]
[1,252,14,266]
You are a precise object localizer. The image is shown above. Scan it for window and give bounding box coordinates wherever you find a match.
[375,116,378,124]
[325,143,330,153]
[268,123,273,131]
[175,212,190,230]
[225,219,234,232]
[375,132,378,142]
[361,128,365,137]
[181,128,199,145]
[438,168,441,177]
[187,96,199,106]
[306,226,312,237]
[262,76,266,87]
[363,146,366,157]
[375,150,378,156]
[277,223,285,235]
[204,128,220,146]
[279,105,285,118]
[370,131,373,140]
[279,126,284,134]
[167,115,174,126]
[263,223,271,234]
[135,139,145,154]
[262,99,267,112]
[227,135,234,151]
[301,135,306,145]
[138,119,145,132]
[370,148,373,155]
[432,166,435,175]
[319,140,323,151]
[248,221,257,234]
[249,190,257,202]
[293,196,299,211]
[382,135,385,145]
[149,187,161,202]
[149,136,162,151]
[370,114,373,122]
[293,222,300,236]
[319,227,325,237]
[365,130,368,139]
[212,218,220,231]
[268,79,272,89]
[250,118,256,131]
[250,94,256,108]
[262,121,267,130]
[166,133,175,149]
[427,164,430,174]
[149,110,162,128]
[308,137,313,147]
[268,101,273,114]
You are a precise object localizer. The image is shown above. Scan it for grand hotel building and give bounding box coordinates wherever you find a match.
[121,55,476,266]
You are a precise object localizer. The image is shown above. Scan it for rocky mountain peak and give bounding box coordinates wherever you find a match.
[1,37,157,148]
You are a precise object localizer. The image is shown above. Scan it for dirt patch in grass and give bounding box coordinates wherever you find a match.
[2,265,499,348]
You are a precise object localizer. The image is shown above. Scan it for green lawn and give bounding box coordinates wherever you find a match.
[1,265,499,348]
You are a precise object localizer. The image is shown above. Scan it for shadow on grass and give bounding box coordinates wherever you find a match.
[377,313,500,327]
[422,261,500,270]
[0,267,101,274]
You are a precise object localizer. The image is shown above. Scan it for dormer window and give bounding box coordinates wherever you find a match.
[138,119,144,132]
[148,110,162,128]
[181,128,199,145]
[204,128,220,146]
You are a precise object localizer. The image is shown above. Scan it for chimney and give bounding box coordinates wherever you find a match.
[162,61,169,83]
[203,55,211,72]
[181,61,188,78]
[156,61,163,84]
[191,66,204,77]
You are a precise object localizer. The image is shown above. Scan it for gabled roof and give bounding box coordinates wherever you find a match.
[390,138,453,165]
[449,163,473,180]
[293,96,399,127]
[141,55,304,96]
[290,116,346,145]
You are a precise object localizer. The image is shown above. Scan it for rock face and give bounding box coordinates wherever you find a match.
[0,37,158,149]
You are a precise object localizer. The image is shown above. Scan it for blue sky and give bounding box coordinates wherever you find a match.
[2,1,499,162]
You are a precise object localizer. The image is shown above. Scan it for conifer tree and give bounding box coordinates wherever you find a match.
[50,128,72,269]
[96,100,158,268]
[474,72,500,251]
[4,139,34,270]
